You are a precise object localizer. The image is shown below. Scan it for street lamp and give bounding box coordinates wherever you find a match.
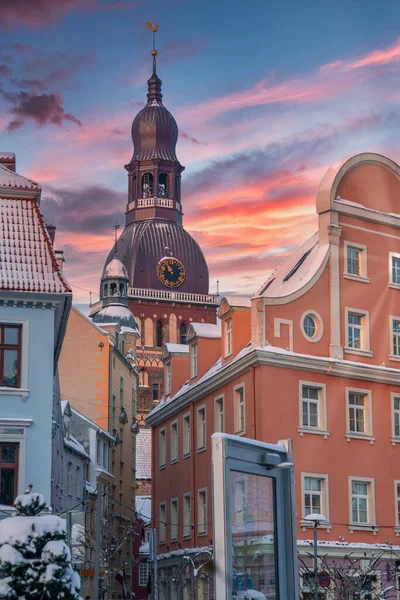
[304,513,327,600]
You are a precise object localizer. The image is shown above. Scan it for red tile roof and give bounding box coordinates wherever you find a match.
[0,197,71,294]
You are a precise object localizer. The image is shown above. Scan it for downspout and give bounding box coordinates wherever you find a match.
[190,401,195,549]
[250,366,256,440]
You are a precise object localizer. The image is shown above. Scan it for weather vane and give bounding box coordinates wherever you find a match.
[146,22,159,69]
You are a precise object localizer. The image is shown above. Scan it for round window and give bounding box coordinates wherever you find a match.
[303,315,316,338]
[301,311,324,343]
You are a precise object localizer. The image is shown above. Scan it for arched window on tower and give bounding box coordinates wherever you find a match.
[158,173,168,198]
[110,283,117,296]
[119,283,124,296]
[180,322,187,345]
[156,320,163,347]
[142,172,153,198]
[103,283,108,297]
[139,369,148,387]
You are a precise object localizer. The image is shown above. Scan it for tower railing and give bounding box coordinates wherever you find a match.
[136,197,174,208]
[128,287,219,304]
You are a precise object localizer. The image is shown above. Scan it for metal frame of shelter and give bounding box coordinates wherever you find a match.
[212,433,299,599]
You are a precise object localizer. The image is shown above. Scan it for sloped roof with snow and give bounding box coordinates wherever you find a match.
[188,322,221,339]
[136,428,152,479]
[0,197,71,294]
[256,233,329,300]
[0,163,39,190]
[164,343,189,355]
[0,153,15,160]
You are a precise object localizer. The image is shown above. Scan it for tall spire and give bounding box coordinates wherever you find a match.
[145,22,162,102]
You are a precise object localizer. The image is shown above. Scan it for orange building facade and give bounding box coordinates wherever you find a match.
[147,153,400,598]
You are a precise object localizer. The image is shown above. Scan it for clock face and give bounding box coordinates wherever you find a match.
[157,257,185,288]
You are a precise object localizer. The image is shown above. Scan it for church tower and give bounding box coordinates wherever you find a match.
[91,32,218,422]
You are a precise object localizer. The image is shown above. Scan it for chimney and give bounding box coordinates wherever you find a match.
[0,153,16,172]
[54,250,65,273]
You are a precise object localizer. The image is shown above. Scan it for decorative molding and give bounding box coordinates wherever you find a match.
[327,224,342,245]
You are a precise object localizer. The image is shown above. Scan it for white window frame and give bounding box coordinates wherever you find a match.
[183,412,191,458]
[196,405,206,452]
[344,241,369,283]
[300,472,330,529]
[165,362,171,396]
[183,492,191,538]
[170,421,178,464]
[197,487,207,536]
[191,343,198,378]
[0,318,29,399]
[298,381,328,436]
[300,311,324,344]
[233,383,245,436]
[348,477,376,531]
[214,395,224,433]
[389,252,400,289]
[170,497,178,541]
[139,562,149,587]
[390,316,400,361]
[392,393,400,444]
[159,427,166,469]
[159,501,166,543]
[224,318,232,357]
[345,307,372,356]
[345,387,374,442]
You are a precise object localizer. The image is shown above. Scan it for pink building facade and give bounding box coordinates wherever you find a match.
[147,153,400,599]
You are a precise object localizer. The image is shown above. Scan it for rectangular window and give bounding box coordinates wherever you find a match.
[348,391,366,434]
[214,396,224,433]
[0,443,18,505]
[196,406,206,451]
[225,318,232,357]
[348,312,362,349]
[191,344,198,378]
[396,482,400,527]
[197,488,207,535]
[301,385,319,428]
[159,428,166,468]
[165,362,171,395]
[393,396,400,438]
[0,324,22,388]
[183,413,191,457]
[171,421,178,463]
[351,480,370,524]
[392,318,400,357]
[139,563,149,587]
[234,385,245,435]
[347,245,361,276]
[152,383,159,401]
[103,442,109,470]
[96,438,101,464]
[159,502,166,543]
[67,461,73,495]
[304,477,322,516]
[391,254,400,285]
[170,498,178,541]
[183,493,191,538]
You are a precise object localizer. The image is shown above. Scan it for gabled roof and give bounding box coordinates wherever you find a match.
[0,197,71,294]
[162,343,189,360]
[0,163,40,191]
[187,322,221,340]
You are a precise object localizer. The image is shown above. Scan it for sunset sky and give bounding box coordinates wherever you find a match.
[2,0,400,304]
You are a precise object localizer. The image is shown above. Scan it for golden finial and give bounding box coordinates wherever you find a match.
[146,22,159,72]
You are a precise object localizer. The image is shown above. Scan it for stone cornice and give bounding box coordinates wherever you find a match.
[146,347,400,425]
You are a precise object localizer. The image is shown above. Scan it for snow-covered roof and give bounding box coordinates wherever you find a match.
[136,428,152,479]
[0,198,71,294]
[0,163,39,190]
[70,406,115,441]
[0,153,15,160]
[164,343,189,355]
[92,304,139,333]
[104,257,128,279]
[220,295,252,309]
[64,435,90,459]
[188,322,221,339]
[256,234,329,299]
[136,496,151,522]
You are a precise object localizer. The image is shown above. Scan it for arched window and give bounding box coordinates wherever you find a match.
[158,173,168,198]
[156,320,163,347]
[139,369,148,387]
[103,283,108,297]
[119,283,124,296]
[110,282,117,296]
[180,322,187,345]
[142,172,153,198]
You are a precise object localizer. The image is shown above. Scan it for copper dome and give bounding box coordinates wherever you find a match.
[102,220,209,295]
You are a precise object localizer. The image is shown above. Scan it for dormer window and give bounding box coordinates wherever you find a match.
[191,344,198,378]
[142,172,153,198]
[158,173,168,198]
[224,318,232,357]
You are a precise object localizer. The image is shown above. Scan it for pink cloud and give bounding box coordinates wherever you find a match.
[321,37,400,73]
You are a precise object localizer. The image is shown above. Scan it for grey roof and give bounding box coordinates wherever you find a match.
[92,304,139,334]
[136,428,152,479]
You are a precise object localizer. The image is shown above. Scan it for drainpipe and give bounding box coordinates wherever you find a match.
[190,401,195,549]
[250,366,256,440]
